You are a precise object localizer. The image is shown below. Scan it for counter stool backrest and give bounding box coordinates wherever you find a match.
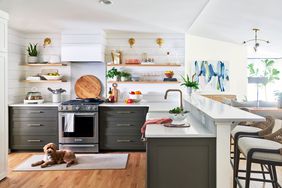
[264,128,282,155]
[250,116,275,136]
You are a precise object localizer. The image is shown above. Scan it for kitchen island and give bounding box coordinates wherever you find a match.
[145,94,265,188]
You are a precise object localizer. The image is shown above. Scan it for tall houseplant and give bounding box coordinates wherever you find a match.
[274,91,282,108]
[181,74,199,95]
[27,43,39,63]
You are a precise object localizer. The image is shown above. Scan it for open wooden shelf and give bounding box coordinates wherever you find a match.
[107,64,181,67]
[22,80,67,83]
[108,81,180,84]
[23,63,68,67]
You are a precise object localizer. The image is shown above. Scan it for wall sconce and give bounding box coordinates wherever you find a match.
[43,37,52,48]
[128,38,135,48]
[156,38,164,48]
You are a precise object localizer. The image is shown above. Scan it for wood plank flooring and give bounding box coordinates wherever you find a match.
[0,152,281,188]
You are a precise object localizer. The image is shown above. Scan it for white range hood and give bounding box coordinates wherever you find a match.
[61,32,105,62]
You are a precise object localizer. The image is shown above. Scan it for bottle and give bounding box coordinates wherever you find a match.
[112,83,119,103]
[108,87,114,103]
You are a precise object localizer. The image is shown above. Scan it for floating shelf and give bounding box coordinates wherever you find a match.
[22,80,67,83]
[107,64,181,67]
[23,63,68,67]
[108,81,180,84]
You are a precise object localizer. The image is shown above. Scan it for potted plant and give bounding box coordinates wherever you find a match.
[27,43,39,64]
[106,67,120,81]
[274,91,282,108]
[181,74,199,95]
[120,71,131,81]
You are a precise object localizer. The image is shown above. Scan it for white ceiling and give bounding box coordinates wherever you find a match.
[189,0,282,57]
[0,0,209,33]
[1,0,282,56]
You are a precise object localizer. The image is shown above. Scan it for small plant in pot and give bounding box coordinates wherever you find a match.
[120,71,131,81]
[27,43,39,64]
[274,91,282,108]
[106,67,120,81]
[181,74,199,95]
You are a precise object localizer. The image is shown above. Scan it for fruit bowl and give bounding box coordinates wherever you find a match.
[164,71,174,78]
[129,94,143,102]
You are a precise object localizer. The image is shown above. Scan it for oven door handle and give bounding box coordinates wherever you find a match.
[60,144,96,147]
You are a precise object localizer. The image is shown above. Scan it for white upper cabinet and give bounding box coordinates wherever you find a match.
[61,33,105,62]
[0,11,8,53]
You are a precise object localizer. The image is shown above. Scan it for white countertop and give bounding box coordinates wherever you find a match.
[100,101,178,112]
[9,103,60,107]
[145,112,215,138]
[185,94,265,122]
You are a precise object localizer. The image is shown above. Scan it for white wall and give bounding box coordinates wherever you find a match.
[105,32,185,101]
[185,35,248,100]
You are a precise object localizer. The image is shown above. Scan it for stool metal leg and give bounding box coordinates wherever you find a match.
[272,165,278,188]
[260,164,266,180]
[233,145,241,188]
[245,157,252,188]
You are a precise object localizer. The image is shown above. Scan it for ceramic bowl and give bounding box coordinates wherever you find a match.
[169,112,189,122]
[129,94,143,102]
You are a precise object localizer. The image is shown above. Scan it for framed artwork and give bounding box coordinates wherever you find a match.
[192,60,230,92]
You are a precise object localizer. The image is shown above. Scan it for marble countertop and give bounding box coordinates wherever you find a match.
[185,94,265,122]
[100,101,178,112]
[145,112,215,138]
[9,103,60,107]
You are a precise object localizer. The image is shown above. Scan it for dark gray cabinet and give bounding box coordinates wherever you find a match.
[147,138,216,188]
[99,107,148,150]
[9,107,58,150]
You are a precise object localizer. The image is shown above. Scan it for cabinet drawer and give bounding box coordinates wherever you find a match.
[11,120,57,135]
[100,120,144,129]
[100,135,145,150]
[99,107,148,119]
[10,135,58,150]
[10,107,58,118]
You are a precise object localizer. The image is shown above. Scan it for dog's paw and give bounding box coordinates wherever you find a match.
[41,165,47,168]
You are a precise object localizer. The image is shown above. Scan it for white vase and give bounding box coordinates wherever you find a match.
[27,56,38,64]
[121,77,127,82]
[187,87,192,96]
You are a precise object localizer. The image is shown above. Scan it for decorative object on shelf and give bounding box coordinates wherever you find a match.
[112,83,119,102]
[43,37,52,48]
[156,38,164,48]
[274,91,282,108]
[24,87,44,104]
[27,43,39,64]
[193,60,230,92]
[48,87,66,103]
[75,75,102,99]
[164,70,174,78]
[181,74,199,96]
[106,67,120,81]
[111,50,122,64]
[125,59,140,64]
[120,71,131,81]
[131,76,140,82]
[128,38,135,48]
[243,28,270,52]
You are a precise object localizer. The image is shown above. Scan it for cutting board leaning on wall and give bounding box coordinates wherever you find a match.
[75,75,102,99]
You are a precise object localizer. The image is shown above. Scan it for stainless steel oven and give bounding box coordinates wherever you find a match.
[58,111,99,153]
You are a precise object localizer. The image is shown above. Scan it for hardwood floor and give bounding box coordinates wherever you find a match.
[0,152,281,188]
[0,152,146,188]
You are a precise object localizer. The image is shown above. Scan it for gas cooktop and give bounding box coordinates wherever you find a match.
[59,98,104,112]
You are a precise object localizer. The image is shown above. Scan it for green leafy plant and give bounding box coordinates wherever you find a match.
[120,71,131,78]
[27,43,38,56]
[180,74,199,89]
[106,67,120,78]
[274,91,282,100]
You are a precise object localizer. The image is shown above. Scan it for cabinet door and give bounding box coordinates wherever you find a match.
[0,52,7,180]
[0,17,8,53]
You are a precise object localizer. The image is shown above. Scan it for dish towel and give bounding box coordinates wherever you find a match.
[140,118,172,140]
[64,114,75,132]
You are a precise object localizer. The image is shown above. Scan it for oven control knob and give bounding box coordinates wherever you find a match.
[87,106,92,111]
[75,106,80,111]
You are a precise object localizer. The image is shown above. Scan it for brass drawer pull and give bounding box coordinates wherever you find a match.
[29,111,43,114]
[116,111,133,114]
[117,139,132,143]
[27,139,41,142]
[116,124,133,127]
[28,124,42,127]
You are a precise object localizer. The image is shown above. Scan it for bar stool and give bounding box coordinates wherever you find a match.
[234,128,282,188]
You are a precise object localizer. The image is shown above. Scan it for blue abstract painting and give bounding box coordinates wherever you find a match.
[193,61,230,92]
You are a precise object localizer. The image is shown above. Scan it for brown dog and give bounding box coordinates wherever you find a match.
[31,143,77,168]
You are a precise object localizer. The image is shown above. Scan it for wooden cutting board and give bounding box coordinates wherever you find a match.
[75,75,102,99]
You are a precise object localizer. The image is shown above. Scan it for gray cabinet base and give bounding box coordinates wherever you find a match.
[147,138,216,188]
